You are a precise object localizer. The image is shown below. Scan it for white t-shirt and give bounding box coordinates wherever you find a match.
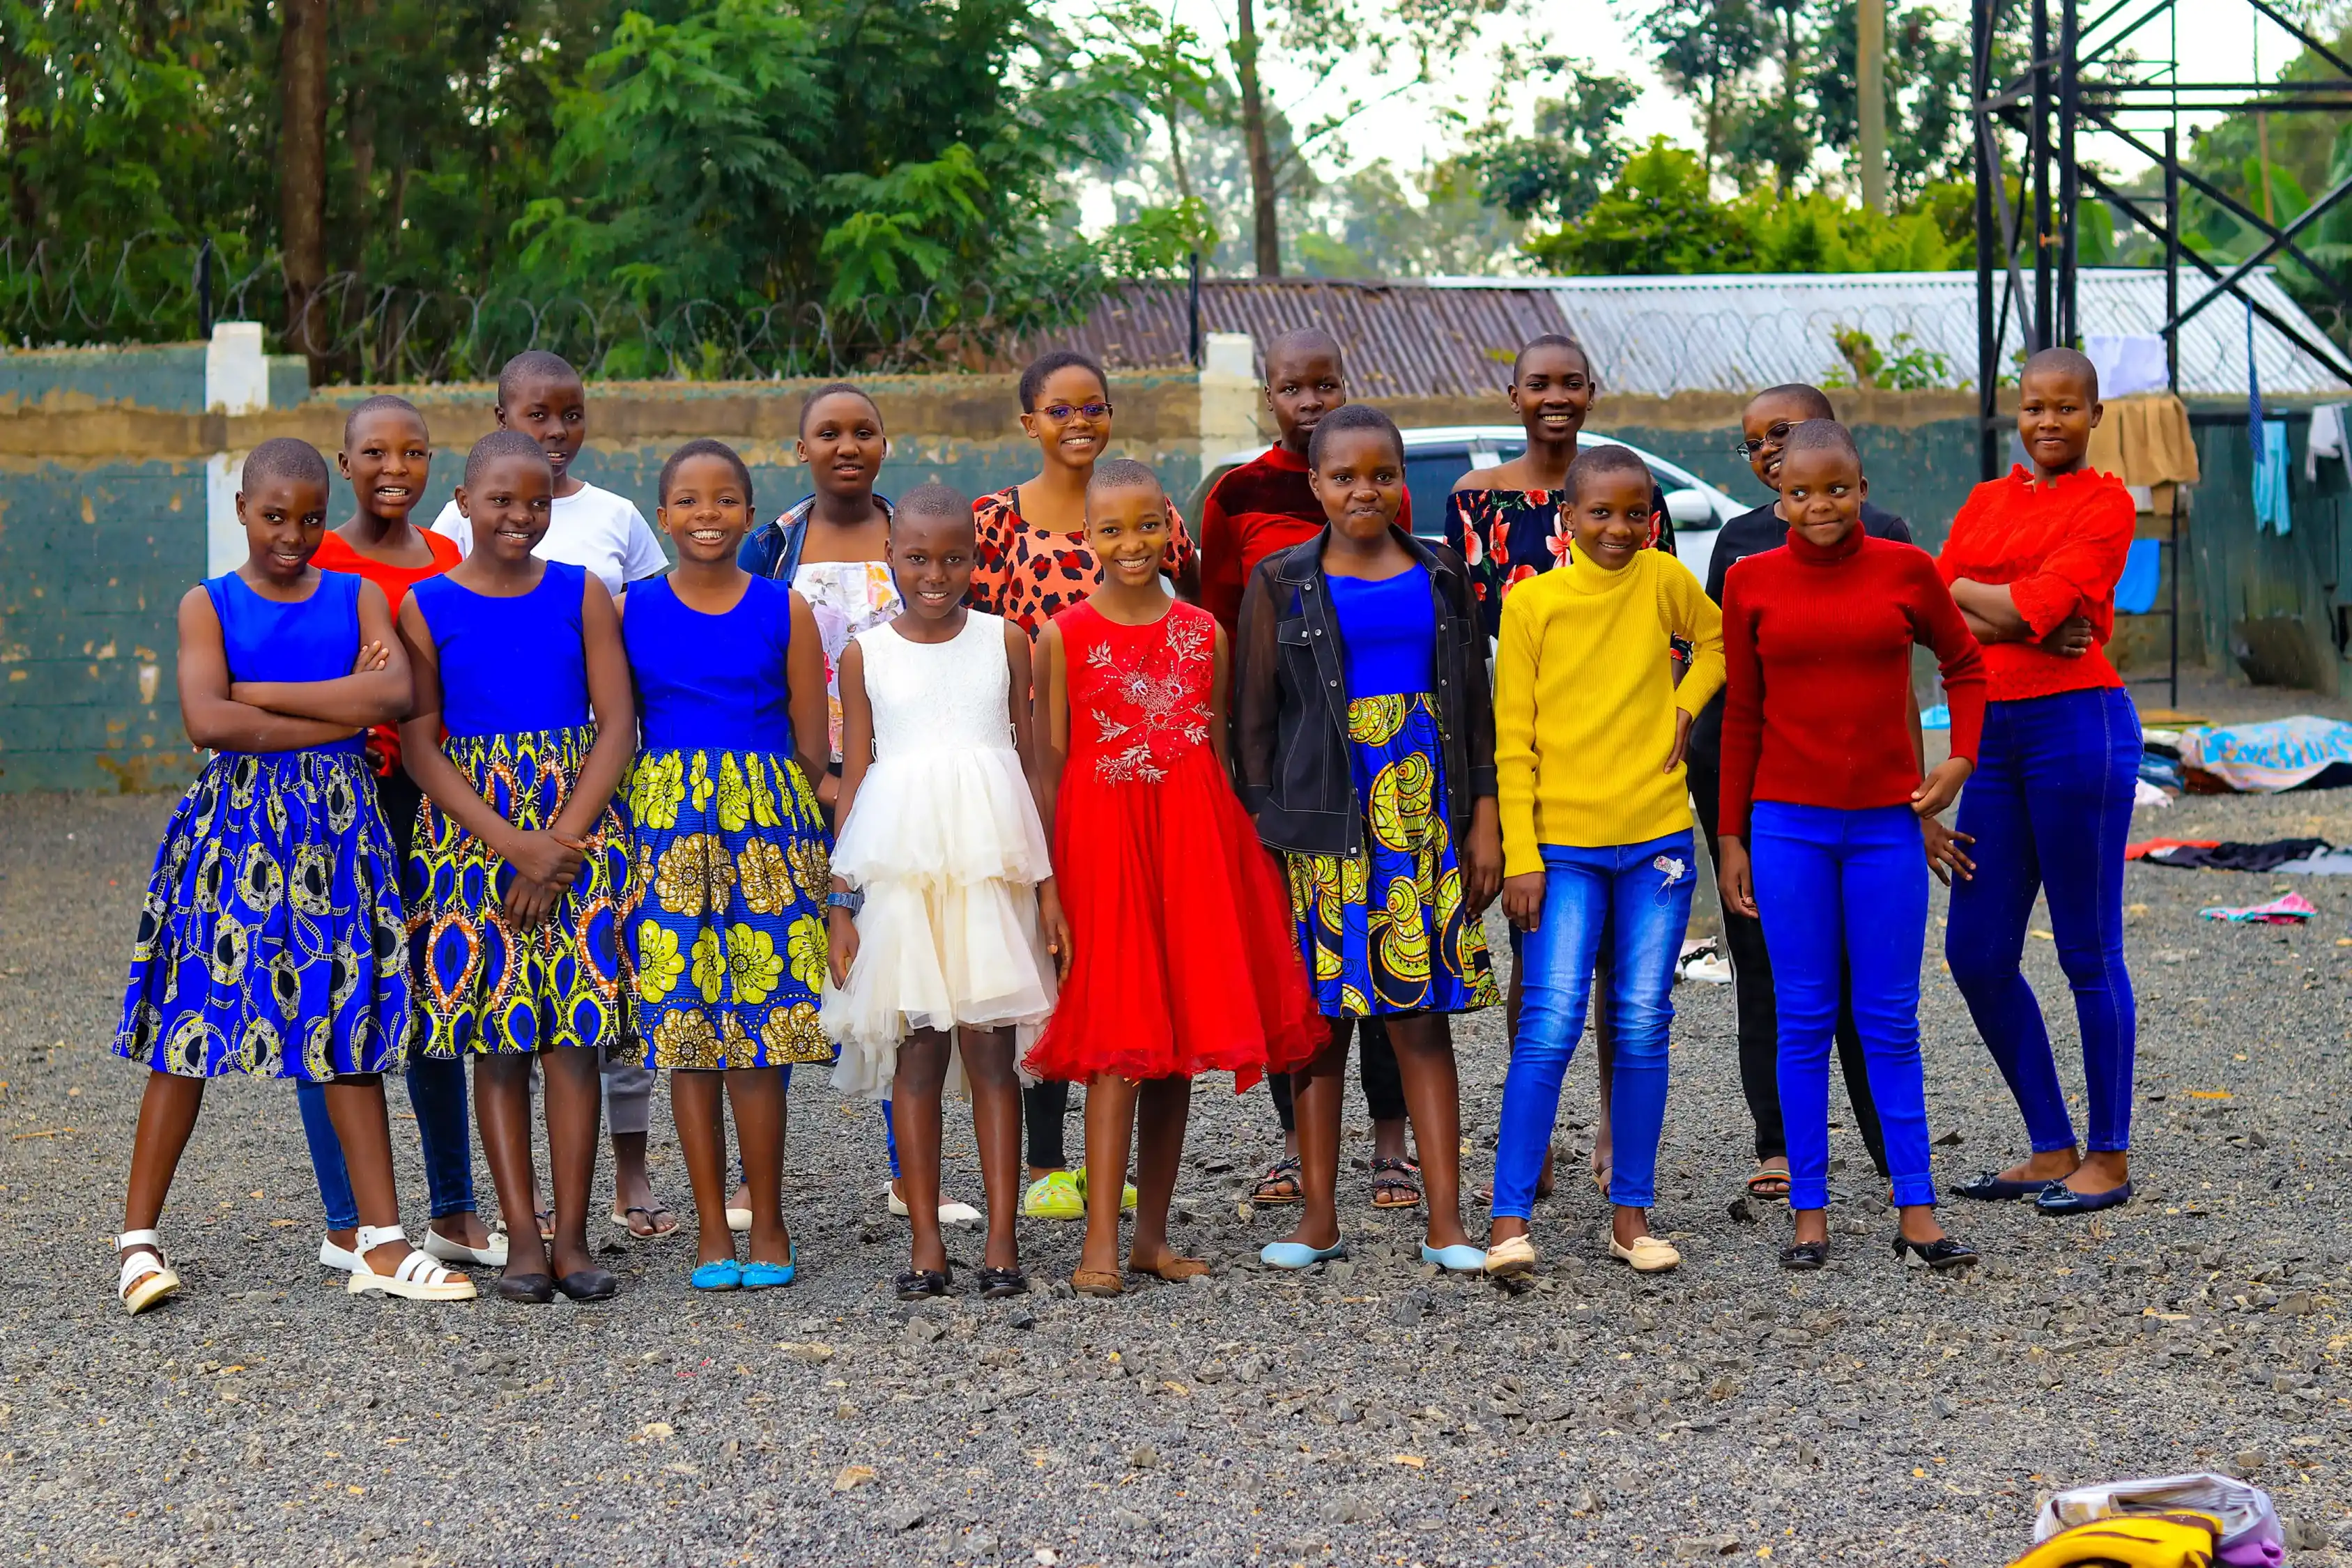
[430,480,669,594]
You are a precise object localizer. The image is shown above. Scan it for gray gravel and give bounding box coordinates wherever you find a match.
[2,781,2349,1567]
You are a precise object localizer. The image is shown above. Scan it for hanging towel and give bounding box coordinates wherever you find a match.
[2252,419,2293,534]
[2114,537,2162,613]
[2305,403,2347,483]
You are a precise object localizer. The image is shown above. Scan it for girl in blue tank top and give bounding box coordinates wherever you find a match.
[112,438,475,1314]
[622,439,833,1291]
[397,430,638,1305]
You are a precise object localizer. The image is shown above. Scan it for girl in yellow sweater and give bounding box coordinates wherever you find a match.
[1484,445,1724,1278]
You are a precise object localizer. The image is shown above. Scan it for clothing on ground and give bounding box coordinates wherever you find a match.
[431,481,668,595]
[2198,893,2317,923]
[1936,465,2136,703]
[2136,837,2330,872]
[2176,716,2352,793]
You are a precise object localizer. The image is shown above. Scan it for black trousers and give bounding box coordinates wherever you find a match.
[1686,758,1890,1176]
[1266,1017,1408,1134]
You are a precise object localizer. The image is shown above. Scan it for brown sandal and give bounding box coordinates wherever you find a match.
[1133,1256,1211,1282]
[1250,1156,1303,1206]
[1072,1268,1125,1298]
[1369,1157,1422,1209]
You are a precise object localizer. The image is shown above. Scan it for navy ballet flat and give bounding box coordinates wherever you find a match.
[2034,1180,2134,1215]
[1951,1171,2050,1201]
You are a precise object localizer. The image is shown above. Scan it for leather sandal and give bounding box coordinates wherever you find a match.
[1071,1268,1125,1298]
[977,1266,1029,1300]
[1133,1255,1211,1282]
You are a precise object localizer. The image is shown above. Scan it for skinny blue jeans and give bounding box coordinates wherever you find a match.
[295,1058,475,1231]
[1946,686,2139,1154]
[1493,833,1696,1217]
[1749,802,1936,1212]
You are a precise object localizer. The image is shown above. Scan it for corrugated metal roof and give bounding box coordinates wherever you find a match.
[1049,269,2349,398]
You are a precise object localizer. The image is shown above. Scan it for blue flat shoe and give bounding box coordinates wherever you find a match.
[1420,1243,1486,1274]
[1952,1170,2050,1201]
[690,1258,744,1291]
[1259,1238,1348,1270]
[2034,1179,2133,1215]
[742,1242,797,1289]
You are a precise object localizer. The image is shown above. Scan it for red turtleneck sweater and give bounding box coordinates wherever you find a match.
[1936,465,2135,702]
[1718,527,1988,838]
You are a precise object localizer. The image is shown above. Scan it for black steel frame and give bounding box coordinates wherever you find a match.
[1971,0,2352,707]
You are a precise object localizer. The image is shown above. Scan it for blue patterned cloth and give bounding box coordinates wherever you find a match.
[1284,693,1500,1017]
[116,748,412,1079]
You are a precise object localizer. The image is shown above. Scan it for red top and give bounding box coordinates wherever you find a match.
[969,486,1197,638]
[1197,445,1411,636]
[314,528,462,775]
[1719,528,1988,838]
[1936,465,2135,702]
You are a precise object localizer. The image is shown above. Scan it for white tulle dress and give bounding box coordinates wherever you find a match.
[822,610,1058,1099]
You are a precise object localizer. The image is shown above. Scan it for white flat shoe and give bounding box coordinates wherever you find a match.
[1609,1234,1681,1273]
[420,1228,508,1268]
[117,1230,180,1315]
[1482,1233,1538,1277]
[884,1185,981,1225]
[725,1207,753,1233]
[344,1225,477,1302]
[318,1234,363,1273]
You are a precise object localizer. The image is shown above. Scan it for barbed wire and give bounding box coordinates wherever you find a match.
[0,236,1076,383]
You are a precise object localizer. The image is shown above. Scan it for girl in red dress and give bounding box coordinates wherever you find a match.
[1025,459,1322,1297]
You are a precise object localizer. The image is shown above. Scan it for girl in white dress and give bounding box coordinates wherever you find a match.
[823,486,1063,1300]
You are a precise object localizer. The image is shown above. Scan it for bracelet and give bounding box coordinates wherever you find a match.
[825,889,863,914]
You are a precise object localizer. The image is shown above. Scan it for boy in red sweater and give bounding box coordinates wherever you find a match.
[1716,420,1988,1273]
[1199,327,1417,1213]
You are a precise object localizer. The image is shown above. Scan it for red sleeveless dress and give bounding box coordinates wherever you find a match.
[1024,601,1322,1089]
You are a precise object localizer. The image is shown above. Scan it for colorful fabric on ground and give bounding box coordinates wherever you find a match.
[2177,716,2352,793]
[625,747,833,1070]
[1285,693,1498,1017]
[407,724,633,1057]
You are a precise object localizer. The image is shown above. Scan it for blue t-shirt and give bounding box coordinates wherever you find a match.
[1328,567,1435,699]
[410,562,592,737]
[624,576,796,753]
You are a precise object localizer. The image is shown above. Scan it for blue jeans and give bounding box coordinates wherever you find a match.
[1748,802,1935,1212]
[1493,833,1696,1217]
[295,1057,475,1231]
[1946,687,2139,1154]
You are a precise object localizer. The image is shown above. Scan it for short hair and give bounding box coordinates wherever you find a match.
[894,482,969,525]
[799,381,881,436]
[1777,419,1862,469]
[658,438,752,509]
[1513,332,1590,382]
[1265,327,1344,379]
[1084,456,1163,517]
[496,349,581,406]
[1018,348,1107,414]
[1565,442,1652,500]
[241,437,330,494]
[2022,346,2099,398]
[464,429,553,489]
[1306,401,1405,470]
[1749,383,1836,422]
[341,393,426,449]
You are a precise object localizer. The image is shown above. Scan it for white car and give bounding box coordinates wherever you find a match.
[1192,425,1746,586]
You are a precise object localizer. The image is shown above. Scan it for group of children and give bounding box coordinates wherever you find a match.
[111,330,2139,1312]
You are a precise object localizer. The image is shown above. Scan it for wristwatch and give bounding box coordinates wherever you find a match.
[826,889,863,915]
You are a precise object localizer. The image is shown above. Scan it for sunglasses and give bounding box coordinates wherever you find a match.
[1037,401,1113,423]
[1732,421,1796,459]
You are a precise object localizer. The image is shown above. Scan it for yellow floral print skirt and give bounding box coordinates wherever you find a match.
[624,746,833,1070]
[1285,693,1500,1017]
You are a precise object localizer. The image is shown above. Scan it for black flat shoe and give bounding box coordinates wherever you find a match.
[1952,1171,2050,1201]
[896,1266,951,1302]
[2034,1179,2133,1215]
[976,1266,1029,1300]
[1778,1240,1829,1271]
[1891,1235,1978,1271]
[555,1267,620,1301]
[494,1272,555,1305]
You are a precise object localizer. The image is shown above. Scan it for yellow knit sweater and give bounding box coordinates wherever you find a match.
[1494,551,1726,873]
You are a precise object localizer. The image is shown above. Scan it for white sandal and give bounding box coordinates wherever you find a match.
[117,1230,180,1315]
[344,1224,477,1301]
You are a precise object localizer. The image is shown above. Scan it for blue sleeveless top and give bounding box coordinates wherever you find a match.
[410,561,592,737]
[624,576,795,753]
[202,571,366,756]
[1328,567,1436,698]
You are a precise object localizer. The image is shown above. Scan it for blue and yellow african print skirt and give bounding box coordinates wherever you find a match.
[407,725,633,1058]
[1285,693,1500,1018]
[116,746,411,1079]
[624,747,833,1070]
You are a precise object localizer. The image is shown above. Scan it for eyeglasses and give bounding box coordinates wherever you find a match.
[1732,421,1795,458]
[1038,401,1113,422]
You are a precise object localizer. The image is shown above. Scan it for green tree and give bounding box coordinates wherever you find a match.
[1634,0,1768,177]
[1466,61,1638,226]
[1530,138,1758,273]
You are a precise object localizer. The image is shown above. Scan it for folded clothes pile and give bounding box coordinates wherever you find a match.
[2173,715,2352,793]
[2012,1473,2286,1567]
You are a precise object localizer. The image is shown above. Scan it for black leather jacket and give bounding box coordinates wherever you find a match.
[1230,525,1496,856]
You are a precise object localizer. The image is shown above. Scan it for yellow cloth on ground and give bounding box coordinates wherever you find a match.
[1493,550,1725,875]
[2006,1509,2220,1568]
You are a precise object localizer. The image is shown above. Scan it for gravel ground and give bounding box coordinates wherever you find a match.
[2,771,2349,1568]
